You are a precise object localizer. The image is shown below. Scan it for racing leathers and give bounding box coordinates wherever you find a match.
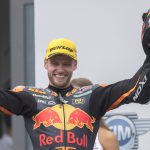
[0,55,150,150]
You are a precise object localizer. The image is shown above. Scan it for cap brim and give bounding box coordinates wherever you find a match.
[46,49,77,60]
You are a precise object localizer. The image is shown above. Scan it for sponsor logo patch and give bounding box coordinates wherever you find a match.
[33,93,51,100]
[72,98,85,105]
[74,90,92,98]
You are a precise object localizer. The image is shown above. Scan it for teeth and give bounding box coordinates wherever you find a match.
[55,75,65,78]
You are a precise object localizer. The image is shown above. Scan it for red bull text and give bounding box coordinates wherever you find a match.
[39,131,87,148]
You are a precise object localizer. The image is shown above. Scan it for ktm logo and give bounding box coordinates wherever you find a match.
[66,88,77,97]
[28,88,46,94]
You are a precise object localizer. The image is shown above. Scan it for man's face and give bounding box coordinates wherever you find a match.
[44,55,77,88]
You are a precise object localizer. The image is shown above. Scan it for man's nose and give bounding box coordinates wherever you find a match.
[56,65,65,72]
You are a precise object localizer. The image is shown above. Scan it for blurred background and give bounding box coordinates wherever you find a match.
[0,0,34,150]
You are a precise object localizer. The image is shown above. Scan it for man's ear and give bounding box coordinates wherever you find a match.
[44,59,48,69]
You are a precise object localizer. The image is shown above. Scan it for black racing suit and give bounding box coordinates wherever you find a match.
[0,56,150,150]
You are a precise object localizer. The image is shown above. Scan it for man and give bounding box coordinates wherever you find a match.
[0,10,150,150]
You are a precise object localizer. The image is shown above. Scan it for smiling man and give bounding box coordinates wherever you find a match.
[0,10,150,150]
[44,55,77,88]
[44,38,77,89]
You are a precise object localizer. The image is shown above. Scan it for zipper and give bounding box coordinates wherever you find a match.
[58,93,67,149]
[62,104,67,149]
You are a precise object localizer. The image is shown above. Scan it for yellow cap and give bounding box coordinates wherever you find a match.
[45,38,77,60]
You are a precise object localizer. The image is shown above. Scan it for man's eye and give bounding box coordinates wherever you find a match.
[64,63,71,66]
[51,62,58,66]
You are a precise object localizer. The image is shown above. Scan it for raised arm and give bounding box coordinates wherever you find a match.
[90,10,150,118]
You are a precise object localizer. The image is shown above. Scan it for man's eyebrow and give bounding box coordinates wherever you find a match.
[49,59,56,63]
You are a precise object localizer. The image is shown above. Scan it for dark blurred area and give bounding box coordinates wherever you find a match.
[0,0,11,140]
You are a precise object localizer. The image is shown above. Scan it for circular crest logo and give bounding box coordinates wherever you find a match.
[105,115,136,150]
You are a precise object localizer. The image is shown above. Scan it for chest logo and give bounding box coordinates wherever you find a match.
[32,104,95,132]
[72,98,85,104]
